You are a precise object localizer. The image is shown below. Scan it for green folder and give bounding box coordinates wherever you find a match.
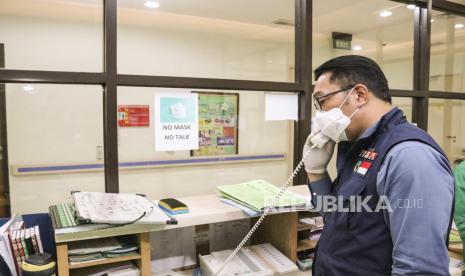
[55,203,79,228]
[449,232,462,244]
[217,179,306,212]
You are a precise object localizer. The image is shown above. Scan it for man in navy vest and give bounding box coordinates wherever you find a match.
[303,55,454,275]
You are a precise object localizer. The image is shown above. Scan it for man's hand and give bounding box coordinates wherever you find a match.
[302,131,336,174]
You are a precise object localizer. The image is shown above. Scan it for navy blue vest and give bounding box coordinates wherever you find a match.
[312,108,452,276]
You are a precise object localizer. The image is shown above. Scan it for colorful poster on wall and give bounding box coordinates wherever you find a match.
[191,92,239,156]
[118,105,150,127]
[154,94,199,151]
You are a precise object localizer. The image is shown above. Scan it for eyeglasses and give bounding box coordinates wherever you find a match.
[313,86,355,111]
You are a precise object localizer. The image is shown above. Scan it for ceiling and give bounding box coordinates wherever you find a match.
[0,0,295,26]
[117,0,294,26]
[0,0,425,27]
[1,0,465,60]
[0,0,462,31]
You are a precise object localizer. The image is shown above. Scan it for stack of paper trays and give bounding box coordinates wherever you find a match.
[217,179,308,213]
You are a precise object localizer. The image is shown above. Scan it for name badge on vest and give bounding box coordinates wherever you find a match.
[354,148,378,177]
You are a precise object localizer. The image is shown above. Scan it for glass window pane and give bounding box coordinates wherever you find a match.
[428,99,465,161]
[392,97,412,122]
[0,0,103,71]
[430,10,465,93]
[117,1,295,82]
[447,0,465,4]
[6,84,105,213]
[117,87,296,199]
[313,0,414,90]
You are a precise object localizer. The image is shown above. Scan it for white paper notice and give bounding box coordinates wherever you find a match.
[155,94,199,151]
[265,93,298,121]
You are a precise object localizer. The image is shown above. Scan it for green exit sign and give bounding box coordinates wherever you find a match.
[333,39,351,50]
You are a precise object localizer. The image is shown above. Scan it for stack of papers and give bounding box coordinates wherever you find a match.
[449,257,465,275]
[300,217,324,230]
[300,216,324,241]
[103,246,139,258]
[72,261,138,276]
[217,179,309,214]
[72,191,176,224]
[449,225,462,244]
[68,237,139,264]
[68,238,123,255]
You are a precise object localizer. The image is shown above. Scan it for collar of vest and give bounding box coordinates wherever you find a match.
[338,107,406,154]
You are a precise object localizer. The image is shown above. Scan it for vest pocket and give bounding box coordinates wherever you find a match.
[346,196,379,235]
[338,177,371,234]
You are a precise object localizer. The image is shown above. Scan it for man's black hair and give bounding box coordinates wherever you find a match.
[314,55,391,104]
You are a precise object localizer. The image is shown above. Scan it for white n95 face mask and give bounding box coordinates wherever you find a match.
[311,88,360,144]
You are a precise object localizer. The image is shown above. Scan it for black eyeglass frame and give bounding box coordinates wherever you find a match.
[312,85,355,111]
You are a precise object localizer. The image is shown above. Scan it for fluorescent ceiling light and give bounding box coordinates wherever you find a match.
[379,11,393,17]
[455,23,464,29]
[23,85,34,92]
[144,1,159,9]
[406,4,416,10]
[353,45,363,51]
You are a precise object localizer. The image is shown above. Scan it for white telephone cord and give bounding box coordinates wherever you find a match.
[212,143,317,275]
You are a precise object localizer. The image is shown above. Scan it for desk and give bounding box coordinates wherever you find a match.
[449,242,464,261]
[55,185,311,275]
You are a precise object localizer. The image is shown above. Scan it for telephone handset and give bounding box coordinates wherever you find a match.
[213,130,327,275]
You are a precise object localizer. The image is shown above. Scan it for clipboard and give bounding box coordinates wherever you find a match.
[71,191,177,225]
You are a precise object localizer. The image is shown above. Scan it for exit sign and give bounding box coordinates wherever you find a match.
[332,32,352,50]
[333,39,351,50]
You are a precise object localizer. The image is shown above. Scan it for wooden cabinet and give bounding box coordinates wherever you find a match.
[54,185,312,275]
[56,232,151,276]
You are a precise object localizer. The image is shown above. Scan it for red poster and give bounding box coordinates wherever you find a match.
[118,105,150,127]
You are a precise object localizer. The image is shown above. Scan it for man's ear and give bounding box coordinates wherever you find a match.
[354,84,369,106]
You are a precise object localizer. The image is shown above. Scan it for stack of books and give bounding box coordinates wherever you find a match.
[49,203,109,234]
[0,214,45,276]
[68,237,139,264]
[299,216,324,241]
[9,225,44,271]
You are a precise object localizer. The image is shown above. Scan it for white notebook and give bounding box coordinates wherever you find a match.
[72,191,176,225]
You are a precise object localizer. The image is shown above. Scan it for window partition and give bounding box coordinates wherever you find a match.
[117,0,295,82]
[117,87,296,199]
[1,0,465,214]
[428,99,465,161]
[430,10,465,93]
[5,83,105,213]
[313,0,415,90]
[0,0,103,72]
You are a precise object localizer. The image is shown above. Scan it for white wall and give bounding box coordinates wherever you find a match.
[1,10,295,213]
[5,84,106,213]
[0,15,102,72]
[118,25,294,82]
